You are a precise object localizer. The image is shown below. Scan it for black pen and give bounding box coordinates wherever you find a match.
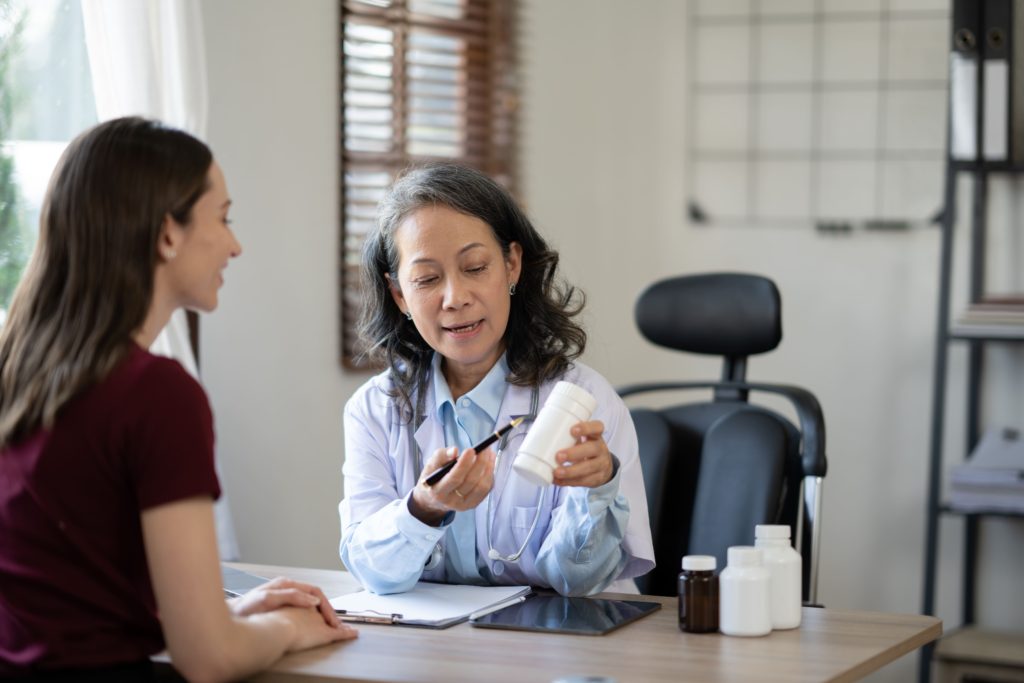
[424,416,525,486]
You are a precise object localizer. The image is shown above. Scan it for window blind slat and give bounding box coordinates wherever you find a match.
[345,75,393,92]
[340,0,517,366]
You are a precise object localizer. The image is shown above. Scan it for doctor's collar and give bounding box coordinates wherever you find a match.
[430,352,509,424]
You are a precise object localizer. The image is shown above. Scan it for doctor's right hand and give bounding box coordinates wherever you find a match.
[409,446,495,525]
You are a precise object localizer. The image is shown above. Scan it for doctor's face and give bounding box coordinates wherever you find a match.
[388,204,521,385]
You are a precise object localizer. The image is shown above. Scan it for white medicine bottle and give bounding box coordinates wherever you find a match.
[719,546,771,637]
[754,524,802,630]
[513,381,596,486]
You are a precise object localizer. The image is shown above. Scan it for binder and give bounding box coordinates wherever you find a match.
[1014,0,1024,161]
[982,0,1012,161]
[951,0,981,161]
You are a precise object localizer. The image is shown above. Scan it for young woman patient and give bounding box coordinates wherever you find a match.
[0,117,356,682]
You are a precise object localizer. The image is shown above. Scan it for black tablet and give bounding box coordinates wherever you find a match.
[470,595,661,636]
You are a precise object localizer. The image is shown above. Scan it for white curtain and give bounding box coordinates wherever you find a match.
[81,0,238,560]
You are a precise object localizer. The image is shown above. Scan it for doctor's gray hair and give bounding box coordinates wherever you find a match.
[358,163,586,415]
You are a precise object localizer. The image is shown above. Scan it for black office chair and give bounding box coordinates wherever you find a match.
[618,272,826,603]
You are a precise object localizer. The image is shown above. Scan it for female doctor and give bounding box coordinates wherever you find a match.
[339,164,654,596]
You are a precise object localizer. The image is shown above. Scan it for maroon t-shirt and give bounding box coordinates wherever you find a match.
[0,344,221,673]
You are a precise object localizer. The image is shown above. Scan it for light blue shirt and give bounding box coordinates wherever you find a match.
[430,352,508,585]
[339,358,656,595]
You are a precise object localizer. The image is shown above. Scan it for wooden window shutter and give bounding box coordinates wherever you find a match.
[339,0,518,368]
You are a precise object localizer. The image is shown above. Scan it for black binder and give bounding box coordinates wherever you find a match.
[950,0,982,161]
[981,0,1012,161]
[1014,0,1024,162]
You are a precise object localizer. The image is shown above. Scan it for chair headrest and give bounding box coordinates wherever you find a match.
[635,273,782,356]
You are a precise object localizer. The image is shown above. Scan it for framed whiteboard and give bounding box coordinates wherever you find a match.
[687,0,949,228]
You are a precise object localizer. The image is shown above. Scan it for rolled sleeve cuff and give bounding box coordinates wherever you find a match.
[398,491,453,551]
[585,454,623,516]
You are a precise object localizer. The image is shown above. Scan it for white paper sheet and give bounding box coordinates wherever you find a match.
[330,582,531,627]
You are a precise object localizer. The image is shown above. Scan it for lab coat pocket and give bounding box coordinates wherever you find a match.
[509,504,539,550]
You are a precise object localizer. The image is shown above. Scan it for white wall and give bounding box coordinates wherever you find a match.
[199,3,1023,681]
[520,2,1024,682]
[199,0,362,570]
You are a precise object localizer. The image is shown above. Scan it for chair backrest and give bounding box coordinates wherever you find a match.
[620,273,826,602]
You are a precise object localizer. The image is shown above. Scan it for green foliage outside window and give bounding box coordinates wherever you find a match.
[0,0,29,317]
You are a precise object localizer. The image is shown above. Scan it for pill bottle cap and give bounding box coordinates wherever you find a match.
[550,381,598,414]
[755,524,791,539]
[681,555,716,571]
[727,546,763,567]
[512,452,554,486]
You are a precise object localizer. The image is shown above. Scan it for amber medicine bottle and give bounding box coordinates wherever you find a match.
[678,555,719,633]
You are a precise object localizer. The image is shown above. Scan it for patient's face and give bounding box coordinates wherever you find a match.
[164,161,242,312]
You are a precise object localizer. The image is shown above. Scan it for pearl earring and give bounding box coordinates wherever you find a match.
[165,250,177,260]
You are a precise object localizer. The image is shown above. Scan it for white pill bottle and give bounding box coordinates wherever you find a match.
[754,524,803,630]
[719,546,772,637]
[513,381,596,486]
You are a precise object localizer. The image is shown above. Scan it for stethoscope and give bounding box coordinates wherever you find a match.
[410,383,545,569]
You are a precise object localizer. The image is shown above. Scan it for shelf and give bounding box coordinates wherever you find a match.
[922,50,1024,682]
[948,323,1024,341]
[950,160,1024,174]
[934,626,1024,670]
[939,504,1024,519]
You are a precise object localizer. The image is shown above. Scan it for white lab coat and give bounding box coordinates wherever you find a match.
[338,361,655,595]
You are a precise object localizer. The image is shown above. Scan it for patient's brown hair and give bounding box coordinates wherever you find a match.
[0,117,212,447]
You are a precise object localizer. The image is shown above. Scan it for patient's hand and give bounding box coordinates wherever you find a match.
[229,576,340,627]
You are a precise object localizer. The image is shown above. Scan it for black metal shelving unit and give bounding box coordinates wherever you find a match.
[917,122,1024,683]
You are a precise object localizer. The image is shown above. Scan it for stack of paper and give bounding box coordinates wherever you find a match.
[949,428,1024,513]
[952,297,1024,338]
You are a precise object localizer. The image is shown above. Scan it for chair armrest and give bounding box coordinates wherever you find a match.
[617,381,827,477]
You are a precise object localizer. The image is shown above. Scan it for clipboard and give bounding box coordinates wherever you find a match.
[329,582,532,629]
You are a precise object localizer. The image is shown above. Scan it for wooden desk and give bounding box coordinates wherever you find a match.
[229,563,941,683]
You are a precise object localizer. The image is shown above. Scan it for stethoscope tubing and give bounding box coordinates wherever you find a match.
[410,384,545,566]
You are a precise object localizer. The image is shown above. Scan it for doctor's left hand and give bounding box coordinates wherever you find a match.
[552,420,615,488]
